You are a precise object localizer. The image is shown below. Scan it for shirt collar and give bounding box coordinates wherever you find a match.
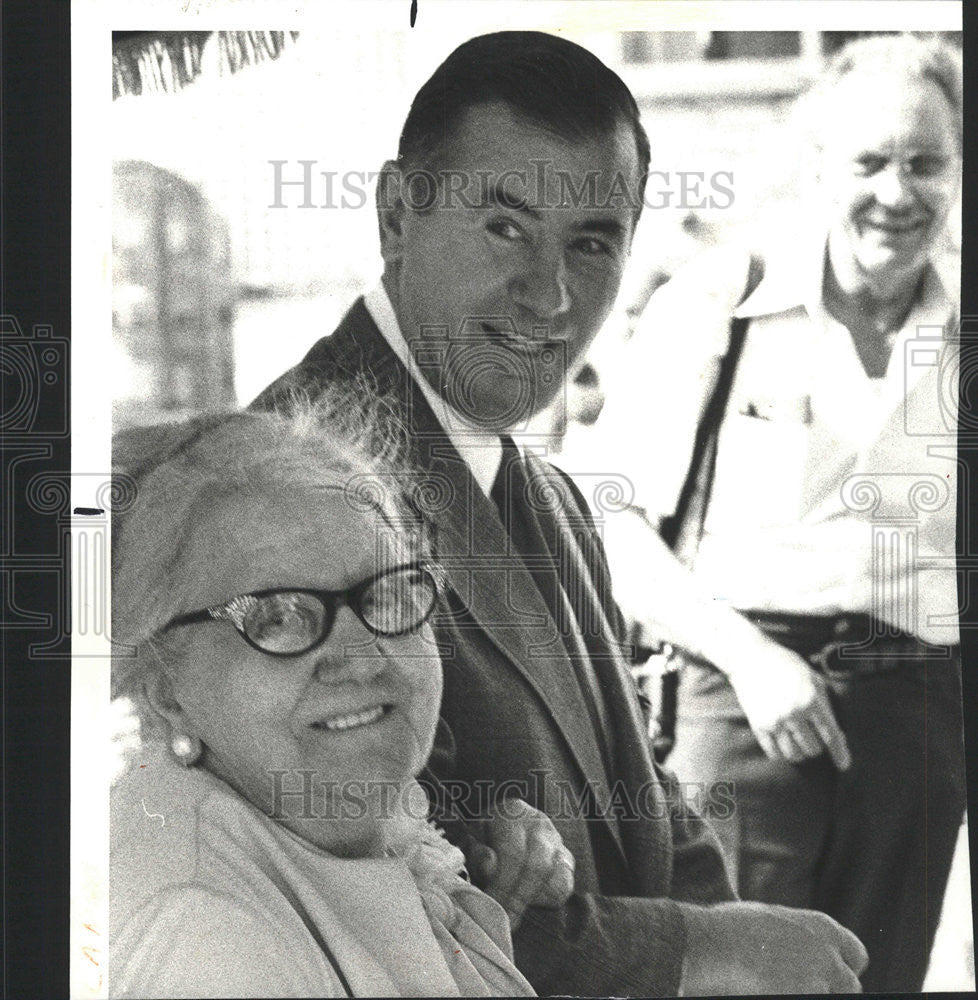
[363,282,503,496]
[733,230,957,331]
[733,232,825,321]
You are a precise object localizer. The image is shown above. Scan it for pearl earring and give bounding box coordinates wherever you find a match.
[171,734,200,766]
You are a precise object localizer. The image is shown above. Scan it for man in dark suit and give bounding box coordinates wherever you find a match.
[255,31,867,996]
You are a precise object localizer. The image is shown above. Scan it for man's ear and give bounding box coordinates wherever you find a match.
[376,159,408,269]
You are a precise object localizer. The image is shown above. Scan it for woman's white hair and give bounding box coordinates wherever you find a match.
[799,33,962,151]
[111,381,424,739]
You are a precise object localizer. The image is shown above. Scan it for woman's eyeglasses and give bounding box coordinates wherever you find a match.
[165,562,441,657]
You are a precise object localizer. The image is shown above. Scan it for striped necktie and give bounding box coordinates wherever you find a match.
[489,434,613,769]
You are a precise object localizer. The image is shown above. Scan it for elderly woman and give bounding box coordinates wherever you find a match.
[109,400,542,997]
[592,33,963,993]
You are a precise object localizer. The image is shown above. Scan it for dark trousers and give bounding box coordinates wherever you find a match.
[669,650,966,993]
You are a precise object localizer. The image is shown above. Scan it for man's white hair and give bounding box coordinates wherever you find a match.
[798,33,962,151]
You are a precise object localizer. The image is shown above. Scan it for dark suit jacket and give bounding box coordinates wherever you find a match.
[252,298,735,996]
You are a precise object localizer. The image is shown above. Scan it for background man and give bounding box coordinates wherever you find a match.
[256,30,867,996]
[594,33,964,994]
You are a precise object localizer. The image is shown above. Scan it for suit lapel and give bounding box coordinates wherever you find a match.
[319,305,624,852]
[525,455,672,889]
[432,446,621,827]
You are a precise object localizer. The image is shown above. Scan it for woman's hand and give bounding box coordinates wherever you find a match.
[465,798,575,930]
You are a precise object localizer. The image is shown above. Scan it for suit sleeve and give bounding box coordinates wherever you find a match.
[653,759,738,905]
[425,762,698,996]
[557,467,736,879]
[507,762,735,997]
[514,891,689,997]
[508,746,735,997]
[463,465,732,997]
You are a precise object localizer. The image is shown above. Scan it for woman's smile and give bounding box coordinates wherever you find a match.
[308,702,392,733]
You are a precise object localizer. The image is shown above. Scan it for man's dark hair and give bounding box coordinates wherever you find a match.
[397,30,651,214]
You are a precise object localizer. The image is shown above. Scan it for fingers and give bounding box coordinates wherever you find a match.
[503,816,554,912]
[808,707,852,771]
[755,729,782,763]
[829,959,863,993]
[834,925,870,976]
[498,834,566,927]
[773,728,808,763]
[782,701,851,771]
[764,723,827,766]
[466,842,498,889]
[760,699,850,770]
[819,922,867,991]
[478,799,576,928]
[777,907,869,980]
[534,846,575,908]
[736,647,854,771]
[485,811,529,912]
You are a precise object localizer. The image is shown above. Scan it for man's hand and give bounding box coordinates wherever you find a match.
[464,798,575,930]
[726,642,851,770]
[601,514,850,770]
[678,901,869,995]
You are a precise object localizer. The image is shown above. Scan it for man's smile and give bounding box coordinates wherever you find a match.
[477,320,562,350]
[861,215,927,237]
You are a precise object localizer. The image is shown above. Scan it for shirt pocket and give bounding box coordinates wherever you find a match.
[706,399,813,531]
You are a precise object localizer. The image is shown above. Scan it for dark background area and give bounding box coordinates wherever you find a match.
[960,7,978,994]
[2,1,71,997]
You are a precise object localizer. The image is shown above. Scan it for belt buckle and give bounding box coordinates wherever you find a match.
[661,642,681,673]
[810,638,844,675]
[630,642,679,684]
[808,614,867,675]
[810,632,896,678]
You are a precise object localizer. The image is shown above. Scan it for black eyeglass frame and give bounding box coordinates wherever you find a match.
[164,561,443,658]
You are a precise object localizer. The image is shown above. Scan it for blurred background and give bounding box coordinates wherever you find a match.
[110,27,960,428]
[109,27,970,989]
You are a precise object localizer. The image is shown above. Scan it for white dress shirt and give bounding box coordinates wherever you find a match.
[364,283,504,496]
[596,236,960,645]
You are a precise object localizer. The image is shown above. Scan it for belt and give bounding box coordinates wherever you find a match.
[742,610,956,676]
[662,611,956,678]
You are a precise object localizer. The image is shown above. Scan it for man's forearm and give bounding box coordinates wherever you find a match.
[603,508,774,678]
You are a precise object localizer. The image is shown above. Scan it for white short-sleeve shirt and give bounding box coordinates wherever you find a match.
[596,237,959,645]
